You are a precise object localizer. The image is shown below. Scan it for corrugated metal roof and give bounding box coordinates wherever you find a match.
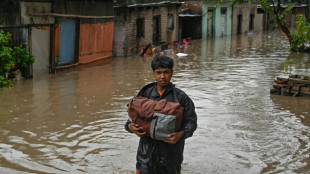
[115,1,183,8]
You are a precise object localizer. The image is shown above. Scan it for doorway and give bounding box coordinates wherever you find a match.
[59,19,76,64]
[237,14,242,34]
[153,16,160,43]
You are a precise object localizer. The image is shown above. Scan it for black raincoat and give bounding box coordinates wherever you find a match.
[125,82,197,166]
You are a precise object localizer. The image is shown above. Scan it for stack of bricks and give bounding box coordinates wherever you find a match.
[270,74,310,97]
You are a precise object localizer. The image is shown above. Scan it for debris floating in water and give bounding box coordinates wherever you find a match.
[176,53,188,57]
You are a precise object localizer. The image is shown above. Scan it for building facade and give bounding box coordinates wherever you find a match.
[202,0,233,39]
[231,3,263,35]
[113,2,182,57]
[1,0,114,78]
[179,1,202,39]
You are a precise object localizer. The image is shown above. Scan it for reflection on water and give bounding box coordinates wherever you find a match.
[0,31,310,173]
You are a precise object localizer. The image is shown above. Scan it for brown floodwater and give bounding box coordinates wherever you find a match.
[1,31,310,174]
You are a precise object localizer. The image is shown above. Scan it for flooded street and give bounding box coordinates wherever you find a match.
[1,31,310,174]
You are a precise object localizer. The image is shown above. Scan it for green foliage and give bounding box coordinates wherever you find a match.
[290,14,310,52]
[259,0,273,12]
[216,0,309,51]
[0,30,35,87]
[279,6,293,20]
[283,60,292,73]
[12,43,35,70]
[230,0,252,5]
[0,30,14,73]
[0,75,13,87]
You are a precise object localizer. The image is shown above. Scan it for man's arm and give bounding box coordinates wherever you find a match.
[163,131,184,144]
[124,119,133,133]
[179,93,197,140]
[125,119,146,137]
[163,92,197,144]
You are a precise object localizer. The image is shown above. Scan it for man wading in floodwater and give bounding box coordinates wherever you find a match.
[125,55,197,174]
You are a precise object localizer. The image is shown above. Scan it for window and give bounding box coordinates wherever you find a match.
[167,14,174,30]
[136,18,144,38]
[153,16,160,43]
[249,14,254,30]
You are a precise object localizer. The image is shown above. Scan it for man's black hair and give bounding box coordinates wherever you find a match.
[151,54,174,70]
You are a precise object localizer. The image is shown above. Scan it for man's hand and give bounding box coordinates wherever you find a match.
[163,131,184,144]
[128,123,146,137]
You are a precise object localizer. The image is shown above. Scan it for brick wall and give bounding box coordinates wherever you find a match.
[285,7,307,28]
[113,5,180,57]
[167,6,180,43]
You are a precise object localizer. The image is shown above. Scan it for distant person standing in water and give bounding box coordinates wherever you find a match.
[125,54,197,174]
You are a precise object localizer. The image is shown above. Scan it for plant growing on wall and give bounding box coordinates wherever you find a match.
[0,30,35,87]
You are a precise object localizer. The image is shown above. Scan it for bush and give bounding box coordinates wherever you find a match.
[0,75,13,87]
[12,43,35,70]
[290,14,310,52]
[0,30,35,87]
[0,30,14,73]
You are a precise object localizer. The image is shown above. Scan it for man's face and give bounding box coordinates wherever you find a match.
[153,68,173,88]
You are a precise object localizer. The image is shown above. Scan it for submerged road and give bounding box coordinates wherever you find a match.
[0,31,310,173]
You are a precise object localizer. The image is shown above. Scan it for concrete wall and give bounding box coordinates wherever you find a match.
[113,5,180,57]
[31,27,51,78]
[232,4,257,35]
[113,8,127,57]
[255,13,264,31]
[202,1,232,39]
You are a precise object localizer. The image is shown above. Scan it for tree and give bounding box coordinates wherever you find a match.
[258,0,293,44]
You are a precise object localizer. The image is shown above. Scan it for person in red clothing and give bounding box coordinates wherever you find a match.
[125,54,197,174]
